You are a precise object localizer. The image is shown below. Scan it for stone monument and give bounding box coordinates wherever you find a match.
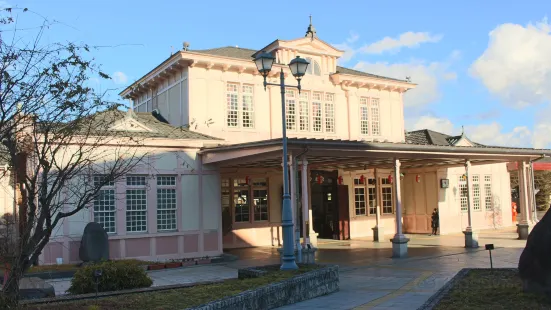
[518,209,551,297]
[79,222,109,263]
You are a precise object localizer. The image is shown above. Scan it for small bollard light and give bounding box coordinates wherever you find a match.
[485,244,494,270]
[93,269,103,299]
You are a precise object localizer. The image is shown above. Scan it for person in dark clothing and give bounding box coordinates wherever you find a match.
[430,208,439,236]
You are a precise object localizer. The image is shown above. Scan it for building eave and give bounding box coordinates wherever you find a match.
[330,73,416,92]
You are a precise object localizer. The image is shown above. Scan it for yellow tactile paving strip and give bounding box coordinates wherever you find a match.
[352,271,434,309]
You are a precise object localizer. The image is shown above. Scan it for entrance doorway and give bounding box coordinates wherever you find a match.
[309,170,350,240]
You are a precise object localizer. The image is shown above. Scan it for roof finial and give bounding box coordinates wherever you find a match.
[305,14,317,40]
[461,125,465,135]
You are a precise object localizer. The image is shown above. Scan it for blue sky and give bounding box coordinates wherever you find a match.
[10,0,551,148]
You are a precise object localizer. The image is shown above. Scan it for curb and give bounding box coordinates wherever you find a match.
[3,253,240,283]
[416,268,519,310]
[416,268,470,310]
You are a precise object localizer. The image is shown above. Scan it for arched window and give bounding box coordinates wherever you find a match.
[306,57,321,76]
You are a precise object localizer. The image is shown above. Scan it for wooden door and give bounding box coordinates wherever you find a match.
[337,185,350,240]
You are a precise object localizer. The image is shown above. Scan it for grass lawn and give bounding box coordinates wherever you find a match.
[435,269,551,310]
[23,264,321,310]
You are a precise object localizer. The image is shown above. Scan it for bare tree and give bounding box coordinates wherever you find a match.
[0,8,145,307]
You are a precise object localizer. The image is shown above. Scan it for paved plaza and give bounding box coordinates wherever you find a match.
[226,227,526,309]
[45,227,527,309]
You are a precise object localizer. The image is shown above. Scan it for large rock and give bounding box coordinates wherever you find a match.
[79,222,109,263]
[518,211,551,297]
[19,277,55,300]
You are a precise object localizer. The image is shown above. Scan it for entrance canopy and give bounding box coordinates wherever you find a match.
[199,138,551,170]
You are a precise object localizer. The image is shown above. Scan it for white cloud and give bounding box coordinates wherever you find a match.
[112,71,128,85]
[347,32,359,44]
[333,42,356,63]
[333,33,361,63]
[354,56,457,108]
[407,115,536,148]
[408,115,455,134]
[470,17,551,108]
[465,123,532,147]
[361,32,443,54]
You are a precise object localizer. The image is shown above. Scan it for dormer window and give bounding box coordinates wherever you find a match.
[305,57,321,76]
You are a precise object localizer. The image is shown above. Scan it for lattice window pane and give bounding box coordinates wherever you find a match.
[360,104,369,135]
[94,189,116,233]
[459,176,468,212]
[126,189,147,232]
[354,187,366,216]
[285,90,296,130]
[157,188,177,231]
[382,187,393,214]
[242,85,254,128]
[299,92,309,131]
[325,103,335,133]
[485,175,493,211]
[234,188,250,223]
[371,98,380,135]
[157,176,176,186]
[368,187,377,215]
[325,94,335,133]
[127,176,146,186]
[312,101,322,132]
[94,175,114,187]
[473,175,480,211]
[253,189,268,221]
[226,83,239,127]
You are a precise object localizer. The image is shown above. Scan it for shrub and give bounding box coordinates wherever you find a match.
[68,260,153,295]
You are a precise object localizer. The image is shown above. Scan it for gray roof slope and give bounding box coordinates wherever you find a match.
[80,110,222,140]
[406,129,485,147]
[191,46,407,82]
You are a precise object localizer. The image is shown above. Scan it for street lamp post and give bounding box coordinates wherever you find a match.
[254,52,309,270]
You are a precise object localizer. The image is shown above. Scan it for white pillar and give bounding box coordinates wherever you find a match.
[301,159,310,245]
[518,161,532,239]
[391,159,409,258]
[372,168,384,242]
[465,161,473,231]
[463,160,478,248]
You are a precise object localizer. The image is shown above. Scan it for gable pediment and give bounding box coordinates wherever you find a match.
[453,137,474,147]
[110,118,153,132]
[260,37,344,58]
[286,37,344,57]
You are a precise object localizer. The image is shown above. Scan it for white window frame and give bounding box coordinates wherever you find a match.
[353,177,377,216]
[370,98,380,136]
[226,82,255,129]
[359,97,381,136]
[157,176,177,232]
[93,175,116,234]
[324,93,335,133]
[305,57,321,76]
[359,97,370,135]
[484,175,492,211]
[285,90,297,131]
[459,175,468,212]
[381,177,394,214]
[299,91,310,131]
[126,175,148,233]
[473,175,481,211]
